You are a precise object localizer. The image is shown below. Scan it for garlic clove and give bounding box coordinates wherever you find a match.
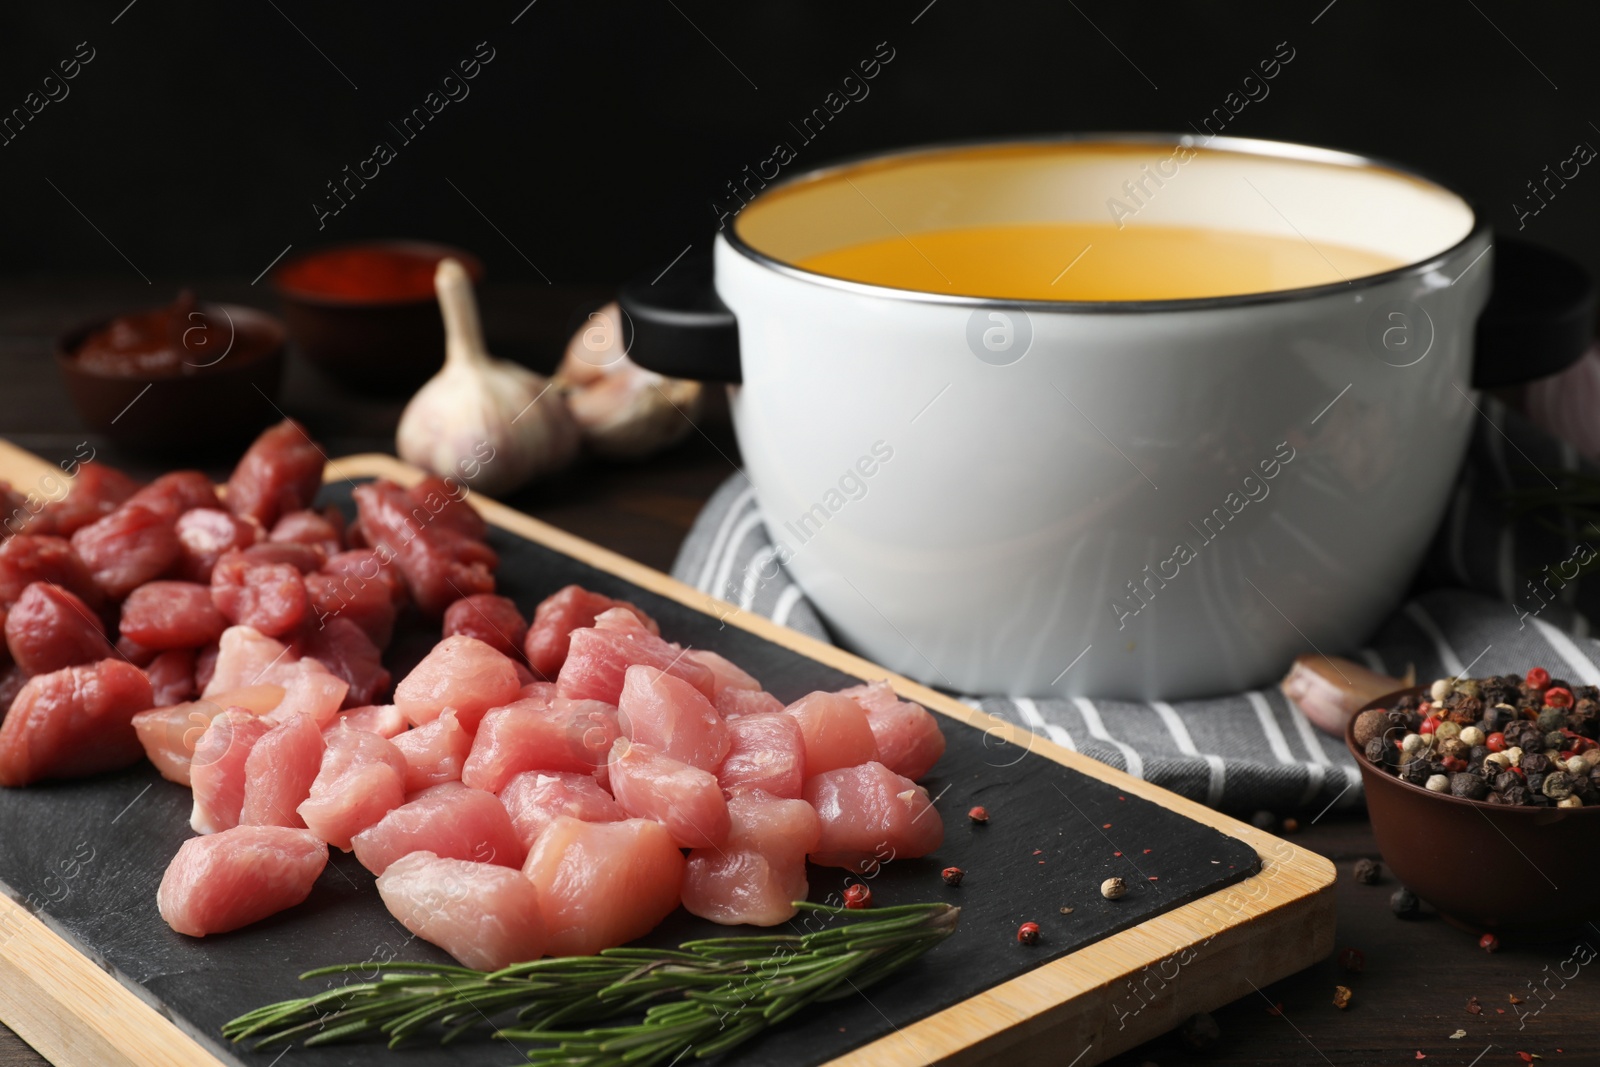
[555,302,705,461]
[396,259,579,496]
[1280,654,1408,737]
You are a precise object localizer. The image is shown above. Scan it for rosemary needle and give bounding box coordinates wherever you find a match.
[224,901,959,1065]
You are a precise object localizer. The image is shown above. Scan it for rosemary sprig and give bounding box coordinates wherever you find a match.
[223,901,958,1065]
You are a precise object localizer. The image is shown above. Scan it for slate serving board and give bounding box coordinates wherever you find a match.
[0,449,1332,1067]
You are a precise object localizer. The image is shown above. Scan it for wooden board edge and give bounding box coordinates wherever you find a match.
[0,895,219,1067]
[334,453,1340,1066]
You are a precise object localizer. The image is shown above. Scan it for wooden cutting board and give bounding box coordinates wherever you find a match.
[0,441,1335,1067]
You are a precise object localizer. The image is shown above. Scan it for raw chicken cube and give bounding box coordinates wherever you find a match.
[461,696,620,792]
[376,851,546,970]
[443,594,528,662]
[119,581,228,650]
[524,585,658,680]
[391,708,471,791]
[393,635,522,730]
[191,709,271,834]
[556,610,714,705]
[351,781,525,875]
[498,770,626,850]
[173,507,259,584]
[3,582,113,675]
[202,683,286,716]
[297,724,407,850]
[682,790,821,926]
[804,761,944,871]
[158,825,327,937]
[523,817,685,956]
[617,665,729,771]
[241,713,325,828]
[716,687,786,719]
[607,739,729,849]
[261,659,348,729]
[210,555,308,637]
[70,503,180,600]
[839,681,946,781]
[717,712,806,799]
[683,649,761,696]
[785,691,879,776]
[225,419,325,529]
[332,704,407,739]
[132,699,226,786]
[204,626,294,697]
[0,660,153,786]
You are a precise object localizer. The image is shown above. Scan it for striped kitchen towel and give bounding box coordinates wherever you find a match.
[673,400,1600,814]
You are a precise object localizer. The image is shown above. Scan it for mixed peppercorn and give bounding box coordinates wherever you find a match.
[1353,668,1600,807]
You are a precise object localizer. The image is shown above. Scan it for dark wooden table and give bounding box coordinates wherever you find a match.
[1,280,1594,1067]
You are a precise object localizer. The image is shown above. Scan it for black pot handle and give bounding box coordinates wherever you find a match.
[618,253,741,384]
[1474,238,1595,389]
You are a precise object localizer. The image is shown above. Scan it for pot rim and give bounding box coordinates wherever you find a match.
[1345,685,1599,816]
[721,132,1492,314]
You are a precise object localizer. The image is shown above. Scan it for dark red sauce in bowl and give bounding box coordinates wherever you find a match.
[274,244,474,305]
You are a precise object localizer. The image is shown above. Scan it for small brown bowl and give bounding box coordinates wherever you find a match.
[56,303,286,456]
[271,240,484,395]
[1346,686,1599,940]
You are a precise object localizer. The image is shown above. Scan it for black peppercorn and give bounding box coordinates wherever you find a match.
[1364,737,1395,768]
[1450,773,1488,800]
[1544,730,1568,751]
[1401,761,1431,786]
[1521,752,1551,776]
[1352,858,1381,884]
[1526,772,1546,794]
[1572,774,1593,799]
[1396,694,1418,710]
[1391,887,1419,918]
[1503,786,1530,805]
[1468,745,1490,766]
[1492,771,1522,793]
[1542,771,1574,800]
[1537,708,1566,733]
[1250,810,1276,830]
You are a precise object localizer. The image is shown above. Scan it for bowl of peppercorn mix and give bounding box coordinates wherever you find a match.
[1346,667,1599,939]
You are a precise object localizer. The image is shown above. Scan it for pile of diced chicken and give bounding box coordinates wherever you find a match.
[0,423,947,969]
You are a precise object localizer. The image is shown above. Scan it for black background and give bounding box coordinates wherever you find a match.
[1,0,1598,289]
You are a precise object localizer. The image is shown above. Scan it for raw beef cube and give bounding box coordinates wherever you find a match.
[351,781,525,875]
[0,660,154,786]
[158,825,327,936]
[210,554,307,637]
[191,709,272,834]
[556,611,714,706]
[303,617,390,707]
[617,665,728,771]
[324,549,408,608]
[524,585,658,680]
[717,687,786,719]
[839,680,946,781]
[127,472,220,523]
[119,580,228,650]
[70,503,180,600]
[303,570,396,649]
[376,851,545,970]
[443,594,528,662]
[41,462,141,538]
[461,696,620,792]
[523,817,684,956]
[3,582,113,675]
[145,648,197,707]
[607,739,729,849]
[332,704,407,739]
[297,724,408,850]
[231,542,323,574]
[132,699,226,786]
[225,419,325,529]
[0,534,104,611]
[269,509,343,561]
[804,761,944,871]
[785,691,879,777]
[173,507,259,583]
[391,708,471,792]
[717,712,806,799]
[498,770,626,850]
[682,790,821,926]
[240,712,325,828]
[683,649,762,696]
[392,635,521,730]
[352,480,495,617]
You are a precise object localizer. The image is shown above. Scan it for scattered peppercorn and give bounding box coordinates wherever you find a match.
[1059,906,1074,915]
[1526,667,1550,690]
[1332,985,1353,1010]
[968,805,989,824]
[1478,932,1499,953]
[1101,876,1127,900]
[1250,809,1276,830]
[1466,996,1482,1015]
[1508,993,1522,1004]
[1281,817,1300,833]
[941,866,964,886]
[843,884,872,909]
[1338,947,1365,973]
[1391,887,1420,918]
[1017,921,1040,945]
[1487,731,1508,752]
[1352,858,1381,885]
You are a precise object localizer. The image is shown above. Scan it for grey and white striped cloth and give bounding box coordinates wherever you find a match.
[673,401,1600,814]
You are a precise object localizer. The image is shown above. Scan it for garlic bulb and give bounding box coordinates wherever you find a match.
[397,259,579,495]
[1280,654,1412,737]
[555,302,704,460]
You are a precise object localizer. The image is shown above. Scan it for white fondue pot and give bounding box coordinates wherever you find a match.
[623,136,1592,700]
